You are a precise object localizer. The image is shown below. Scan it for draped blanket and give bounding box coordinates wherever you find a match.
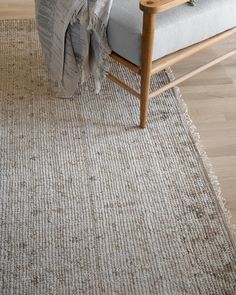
[35,0,113,97]
[189,0,198,5]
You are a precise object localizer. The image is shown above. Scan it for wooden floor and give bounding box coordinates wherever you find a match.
[1,1,236,224]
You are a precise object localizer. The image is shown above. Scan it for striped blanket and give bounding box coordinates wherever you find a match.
[35,0,113,97]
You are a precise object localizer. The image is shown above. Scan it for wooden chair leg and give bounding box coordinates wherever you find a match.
[140,12,156,128]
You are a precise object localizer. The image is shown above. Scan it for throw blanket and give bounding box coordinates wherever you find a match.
[189,0,198,5]
[35,0,113,97]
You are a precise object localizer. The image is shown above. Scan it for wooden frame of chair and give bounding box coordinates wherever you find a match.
[108,0,236,128]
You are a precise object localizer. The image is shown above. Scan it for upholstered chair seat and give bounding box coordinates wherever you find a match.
[107,0,236,65]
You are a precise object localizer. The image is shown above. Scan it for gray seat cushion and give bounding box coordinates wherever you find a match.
[107,0,236,66]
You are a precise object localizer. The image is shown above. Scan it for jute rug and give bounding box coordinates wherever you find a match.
[0,19,236,295]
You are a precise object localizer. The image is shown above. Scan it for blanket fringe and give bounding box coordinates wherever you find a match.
[88,13,111,93]
[70,9,111,94]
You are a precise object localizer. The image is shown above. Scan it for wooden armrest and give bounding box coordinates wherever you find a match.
[140,0,189,14]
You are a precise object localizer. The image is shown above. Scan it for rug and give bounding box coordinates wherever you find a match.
[0,19,236,295]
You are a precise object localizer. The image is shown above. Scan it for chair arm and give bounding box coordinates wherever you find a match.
[140,0,189,14]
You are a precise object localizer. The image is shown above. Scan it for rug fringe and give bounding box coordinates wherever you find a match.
[165,67,236,246]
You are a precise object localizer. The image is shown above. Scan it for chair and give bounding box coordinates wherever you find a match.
[106,0,236,128]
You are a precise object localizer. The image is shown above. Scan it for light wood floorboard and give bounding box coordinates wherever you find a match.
[1,1,236,224]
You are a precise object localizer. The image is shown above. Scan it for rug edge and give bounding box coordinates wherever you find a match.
[166,67,236,250]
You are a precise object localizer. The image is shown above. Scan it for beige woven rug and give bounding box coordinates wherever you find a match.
[0,19,236,295]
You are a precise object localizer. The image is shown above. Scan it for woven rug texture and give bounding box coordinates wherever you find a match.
[0,19,236,295]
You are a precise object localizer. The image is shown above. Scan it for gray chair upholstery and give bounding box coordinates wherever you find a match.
[107,0,236,66]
